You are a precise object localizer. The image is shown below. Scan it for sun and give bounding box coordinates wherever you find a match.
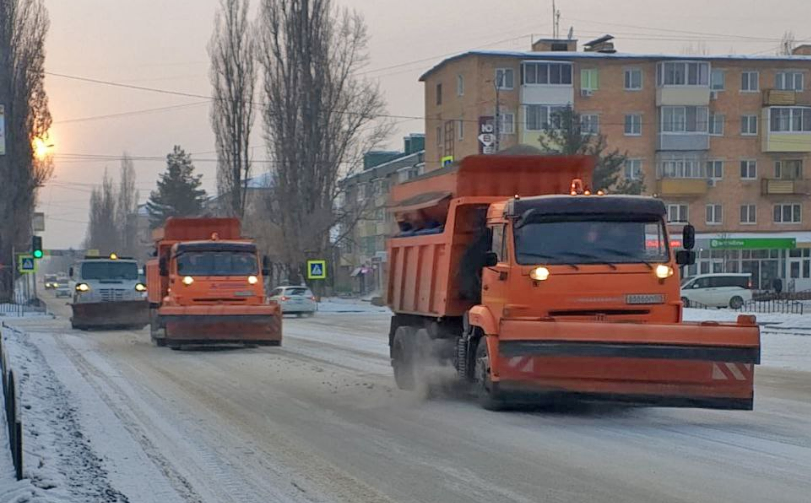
[33,136,52,160]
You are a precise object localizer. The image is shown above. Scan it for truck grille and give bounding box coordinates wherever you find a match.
[100,289,125,302]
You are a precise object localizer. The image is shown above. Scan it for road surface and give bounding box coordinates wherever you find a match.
[6,295,811,503]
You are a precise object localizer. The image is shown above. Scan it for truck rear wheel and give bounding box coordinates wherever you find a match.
[392,326,417,390]
[474,338,505,411]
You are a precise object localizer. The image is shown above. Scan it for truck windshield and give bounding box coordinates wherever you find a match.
[176,251,258,276]
[514,217,669,266]
[81,262,139,280]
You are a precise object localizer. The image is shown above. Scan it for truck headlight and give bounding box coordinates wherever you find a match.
[76,283,90,292]
[654,264,674,279]
[182,276,194,286]
[529,266,550,281]
[248,275,258,285]
[135,283,146,292]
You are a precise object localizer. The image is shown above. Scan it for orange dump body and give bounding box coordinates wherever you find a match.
[387,154,760,410]
[147,217,281,347]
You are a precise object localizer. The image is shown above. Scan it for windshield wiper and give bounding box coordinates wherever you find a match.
[517,252,579,270]
[595,247,654,270]
[561,251,618,270]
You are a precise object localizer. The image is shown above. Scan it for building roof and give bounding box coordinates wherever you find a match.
[419,49,811,81]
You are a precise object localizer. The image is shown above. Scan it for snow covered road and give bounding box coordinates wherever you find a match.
[2,298,811,502]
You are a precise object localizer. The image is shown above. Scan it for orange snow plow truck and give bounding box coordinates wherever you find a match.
[387,154,760,410]
[146,217,282,349]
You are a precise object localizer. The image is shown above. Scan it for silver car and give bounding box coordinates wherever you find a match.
[269,286,317,316]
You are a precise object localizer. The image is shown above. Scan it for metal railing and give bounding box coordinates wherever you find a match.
[685,299,804,315]
[0,327,23,480]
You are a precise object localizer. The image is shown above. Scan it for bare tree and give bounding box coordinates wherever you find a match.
[84,169,119,255]
[210,0,256,218]
[115,153,139,256]
[257,0,390,284]
[779,31,796,56]
[0,0,51,300]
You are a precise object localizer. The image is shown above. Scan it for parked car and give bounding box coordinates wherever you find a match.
[269,286,317,316]
[44,274,59,289]
[680,273,753,309]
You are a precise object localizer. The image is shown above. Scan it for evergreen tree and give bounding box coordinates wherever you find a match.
[146,146,207,228]
[537,107,644,194]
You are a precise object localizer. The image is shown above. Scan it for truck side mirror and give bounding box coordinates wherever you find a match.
[682,224,696,250]
[159,257,168,277]
[676,250,696,266]
[262,256,271,277]
[484,251,499,268]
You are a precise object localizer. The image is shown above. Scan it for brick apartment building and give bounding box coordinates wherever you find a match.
[419,36,811,291]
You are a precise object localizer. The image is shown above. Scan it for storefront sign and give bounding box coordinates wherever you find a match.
[710,238,796,250]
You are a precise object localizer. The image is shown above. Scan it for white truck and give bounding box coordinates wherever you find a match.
[69,255,149,330]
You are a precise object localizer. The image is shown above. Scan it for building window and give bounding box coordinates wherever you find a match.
[711,69,725,90]
[709,114,725,136]
[521,62,572,85]
[741,71,759,92]
[624,159,642,180]
[580,114,599,134]
[740,204,757,224]
[624,114,642,136]
[775,159,803,180]
[456,119,464,141]
[498,109,515,134]
[525,104,567,131]
[456,74,464,96]
[775,71,804,91]
[661,106,709,133]
[436,126,442,146]
[774,203,802,223]
[706,160,723,179]
[741,115,758,135]
[495,68,514,90]
[581,68,599,91]
[657,61,709,86]
[705,204,723,225]
[660,158,703,178]
[667,204,689,223]
[624,68,642,90]
[769,107,811,133]
[740,159,757,179]
[436,83,442,105]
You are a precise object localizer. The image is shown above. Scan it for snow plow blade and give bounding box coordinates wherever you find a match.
[156,304,282,346]
[71,300,150,330]
[490,316,760,410]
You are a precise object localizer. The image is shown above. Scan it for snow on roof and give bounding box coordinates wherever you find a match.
[419,49,811,81]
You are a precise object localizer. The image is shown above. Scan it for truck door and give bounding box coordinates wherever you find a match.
[480,224,510,317]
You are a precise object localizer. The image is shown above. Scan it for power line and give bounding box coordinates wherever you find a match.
[54,101,209,125]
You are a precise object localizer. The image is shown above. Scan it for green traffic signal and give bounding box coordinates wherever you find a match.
[32,235,43,259]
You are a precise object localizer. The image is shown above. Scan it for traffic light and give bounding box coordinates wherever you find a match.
[32,235,43,259]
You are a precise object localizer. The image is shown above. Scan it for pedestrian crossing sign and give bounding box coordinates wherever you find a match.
[307,260,327,280]
[18,254,36,274]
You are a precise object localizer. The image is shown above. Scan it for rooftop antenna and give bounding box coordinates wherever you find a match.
[567,26,574,40]
[552,0,561,38]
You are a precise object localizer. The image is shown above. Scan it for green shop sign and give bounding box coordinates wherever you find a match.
[709,238,796,250]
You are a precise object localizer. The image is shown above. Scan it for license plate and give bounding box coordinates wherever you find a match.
[234,291,255,297]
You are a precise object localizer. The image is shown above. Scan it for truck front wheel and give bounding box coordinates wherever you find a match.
[474,338,505,411]
[392,326,417,390]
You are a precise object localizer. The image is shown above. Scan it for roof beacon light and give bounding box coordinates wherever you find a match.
[110,253,118,260]
[211,232,220,241]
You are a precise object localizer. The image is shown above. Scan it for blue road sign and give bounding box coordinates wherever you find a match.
[307,260,327,280]
[18,254,36,274]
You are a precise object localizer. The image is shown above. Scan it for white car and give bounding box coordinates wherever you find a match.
[55,283,72,298]
[681,273,753,309]
[269,286,317,316]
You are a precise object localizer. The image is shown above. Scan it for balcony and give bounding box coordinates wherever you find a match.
[656,178,709,197]
[656,87,710,106]
[763,89,797,106]
[761,178,811,195]
[762,131,811,152]
[658,132,709,151]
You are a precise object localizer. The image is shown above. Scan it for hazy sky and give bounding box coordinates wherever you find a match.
[39,0,811,248]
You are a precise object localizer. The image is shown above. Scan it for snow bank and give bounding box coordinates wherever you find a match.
[316,298,391,314]
[0,326,127,503]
